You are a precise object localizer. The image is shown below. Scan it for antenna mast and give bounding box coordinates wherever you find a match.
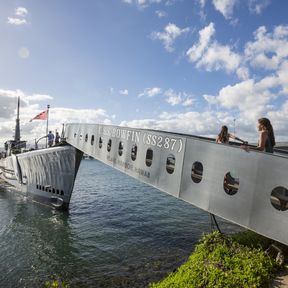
[14,96,21,142]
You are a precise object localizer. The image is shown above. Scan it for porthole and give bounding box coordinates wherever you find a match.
[118,141,123,156]
[166,154,175,174]
[91,135,95,145]
[191,161,203,183]
[85,134,88,142]
[131,144,137,161]
[107,139,112,152]
[99,137,103,149]
[270,186,288,211]
[223,172,239,195]
[74,133,77,138]
[145,148,153,167]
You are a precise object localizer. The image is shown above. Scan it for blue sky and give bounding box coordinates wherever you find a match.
[0,0,288,147]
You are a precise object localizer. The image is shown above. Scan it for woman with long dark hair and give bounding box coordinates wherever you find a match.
[216,125,245,144]
[257,118,275,152]
[242,118,275,153]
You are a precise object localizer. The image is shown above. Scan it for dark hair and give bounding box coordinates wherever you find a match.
[258,118,275,146]
[218,125,229,143]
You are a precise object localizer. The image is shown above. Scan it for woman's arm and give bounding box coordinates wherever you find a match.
[229,133,246,143]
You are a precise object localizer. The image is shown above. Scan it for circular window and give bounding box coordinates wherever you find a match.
[270,186,288,211]
[223,172,239,195]
[99,137,103,149]
[107,139,112,152]
[91,135,95,145]
[131,144,137,161]
[118,141,123,156]
[166,154,175,174]
[145,148,153,167]
[191,161,203,183]
[85,134,88,142]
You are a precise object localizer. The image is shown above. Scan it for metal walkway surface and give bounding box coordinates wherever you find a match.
[65,123,288,245]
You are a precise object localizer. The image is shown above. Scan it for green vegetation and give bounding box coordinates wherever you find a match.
[43,280,69,288]
[150,231,279,288]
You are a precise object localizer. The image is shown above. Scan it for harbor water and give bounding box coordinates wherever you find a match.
[0,160,242,287]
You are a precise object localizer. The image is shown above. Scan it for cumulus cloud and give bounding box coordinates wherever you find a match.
[138,87,162,97]
[7,18,27,25]
[164,89,194,106]
[151,23,190,52]
[120,111,220,137]
[25,94,53,102]
[15,7,28,17]
[212,0,237,19]
[244,25,288,71]
[155,10,167,17]
[138,87,194,107]
[122,0,163,8]
[119,89,129,95]
[203,76,282,123]
[7,6,28,25]
[187,23,215,62]
[248,0,271,14]
[187,22,242,74]
[0,88,112,146]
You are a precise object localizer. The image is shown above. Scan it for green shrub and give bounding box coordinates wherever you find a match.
[150,231,277,288]
[43,280,69,288]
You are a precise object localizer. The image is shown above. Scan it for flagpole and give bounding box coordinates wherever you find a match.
[46,104,50,148]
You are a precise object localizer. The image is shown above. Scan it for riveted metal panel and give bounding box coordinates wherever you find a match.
[65,123,186,198]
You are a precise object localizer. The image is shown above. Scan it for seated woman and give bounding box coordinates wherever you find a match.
[242,118,275,153]
[216,125,245,144]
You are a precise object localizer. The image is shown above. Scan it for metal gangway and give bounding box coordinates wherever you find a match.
[65,123,288,246]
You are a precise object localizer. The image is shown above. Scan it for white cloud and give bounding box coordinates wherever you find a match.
[138,87,195,107]
[199,0,206,8]
[203,76,281,123]
[122,0,163,8]
[151,23,190,52]
[7,17,27,25]
[212,0,237,19]
[164,89,194,106]
[7,7,28,25]
[245,25,288,71]
[138,87,162,97]
[0,88,112,147]
[197,42,241,73]
[120,111,220,136]
[15,7,28,17]
[187,22,215,62]
[155,10,167,17]
[248,0,271,14]
[164,89,182,105]
[25,94,53,102]
[119,89,129,95]
[187,23,242,74]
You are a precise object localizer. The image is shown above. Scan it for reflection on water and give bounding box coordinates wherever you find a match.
[0,160,242,287]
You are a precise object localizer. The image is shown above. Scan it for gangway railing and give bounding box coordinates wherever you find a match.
[65,123,288,246]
